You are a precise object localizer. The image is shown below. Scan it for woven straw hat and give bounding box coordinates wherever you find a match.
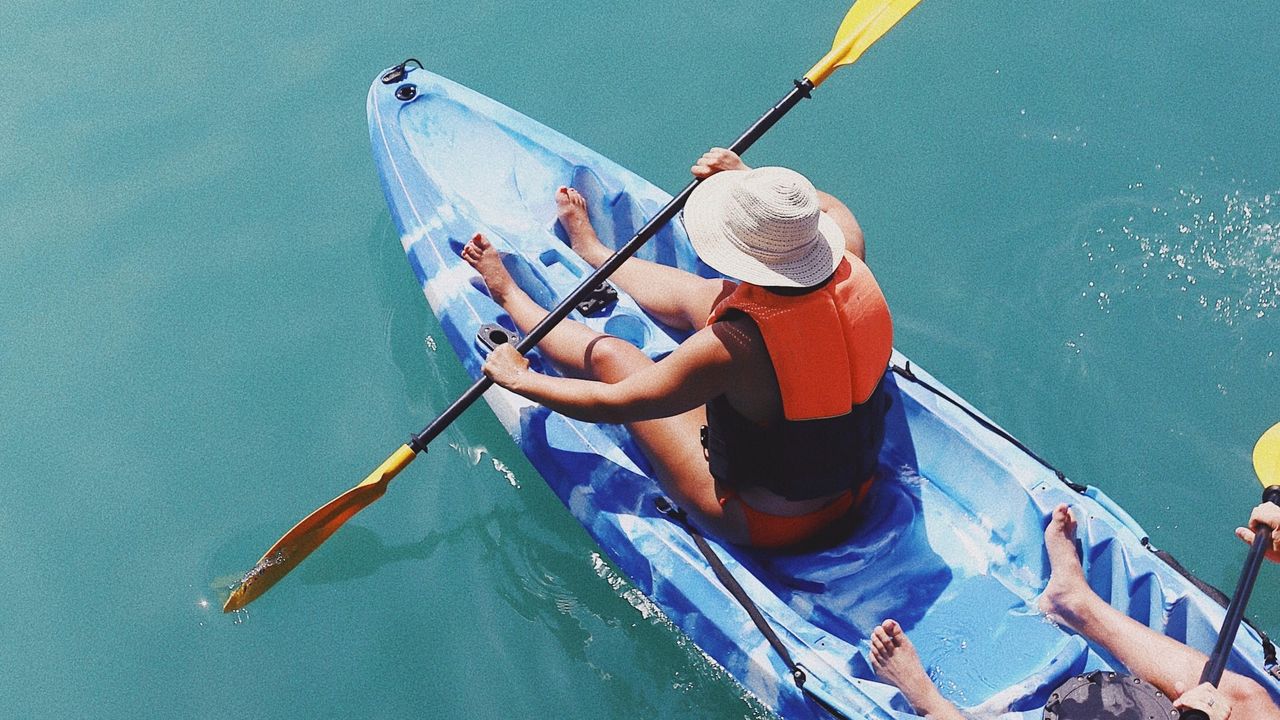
[682,166,845,288]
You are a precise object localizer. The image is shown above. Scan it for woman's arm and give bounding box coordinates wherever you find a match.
[482,326,737,424]
[818,191,865,261]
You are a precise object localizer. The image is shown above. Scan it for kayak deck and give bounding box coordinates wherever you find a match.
[368,66,1280,718]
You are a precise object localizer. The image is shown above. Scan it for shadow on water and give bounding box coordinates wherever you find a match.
[205,522,446,602]
[206,513,504,611]
[294,524,441,586]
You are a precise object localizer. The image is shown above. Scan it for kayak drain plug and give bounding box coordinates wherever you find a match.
[395,84,417,101]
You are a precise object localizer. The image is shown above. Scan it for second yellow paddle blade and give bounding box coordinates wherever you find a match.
[222,444,417,612]
[1254,421,1280,488]
[805,0,923,87]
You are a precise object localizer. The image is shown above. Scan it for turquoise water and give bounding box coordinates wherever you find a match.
[3,2,1277,717]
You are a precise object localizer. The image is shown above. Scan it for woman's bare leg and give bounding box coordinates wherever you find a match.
[556,187,732,331]
[462,233,747,542]
[1039,504,1279,717]
[870,619,967,720]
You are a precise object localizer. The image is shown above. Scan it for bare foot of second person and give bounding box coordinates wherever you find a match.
[1036,504,1093,630]
[870,619,967,720]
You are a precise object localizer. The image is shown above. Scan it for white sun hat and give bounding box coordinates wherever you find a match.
[682,166,846,288]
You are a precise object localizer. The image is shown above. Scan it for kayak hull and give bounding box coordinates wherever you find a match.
[368,66,1280,718]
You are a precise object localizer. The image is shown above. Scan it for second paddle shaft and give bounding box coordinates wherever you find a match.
[409,79,817,453]
[1199,485,1280,685]
[1180,485,1280,720]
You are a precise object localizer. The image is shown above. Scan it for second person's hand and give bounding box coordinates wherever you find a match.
[1235,502,1280,564]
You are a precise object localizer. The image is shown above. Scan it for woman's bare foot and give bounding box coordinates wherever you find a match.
[460,233,520,306]
[1037,504,1094,629]
[555,187,609,266]
[871,620,964,720]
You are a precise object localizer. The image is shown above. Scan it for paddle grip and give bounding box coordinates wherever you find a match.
[1190,486,1280,702]
[410,81,815,453]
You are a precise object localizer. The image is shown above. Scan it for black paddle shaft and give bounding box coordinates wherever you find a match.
[1179,484,1280,720]
[409,79,817,452]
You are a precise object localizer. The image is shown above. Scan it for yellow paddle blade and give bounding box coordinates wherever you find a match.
[1254,421,1280,488]
[222,444,418,612]
[804,0,923,87]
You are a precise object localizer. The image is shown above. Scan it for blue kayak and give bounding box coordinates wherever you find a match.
[367,63,1280,718]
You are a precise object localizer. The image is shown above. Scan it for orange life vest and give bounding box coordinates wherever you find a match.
[708,254,893,419]
[702,254,894,500]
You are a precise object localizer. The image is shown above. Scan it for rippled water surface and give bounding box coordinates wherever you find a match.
[2,2,1277,717]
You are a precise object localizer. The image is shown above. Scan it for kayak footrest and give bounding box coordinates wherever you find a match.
[575,280,618,316]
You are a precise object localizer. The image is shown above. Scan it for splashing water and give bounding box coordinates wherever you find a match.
[1082,172,1280,326]
[491,456,519,488]
[449,441,485,466]
[591,551,664,621]
[448,442,521,488]
[241,550,289,585]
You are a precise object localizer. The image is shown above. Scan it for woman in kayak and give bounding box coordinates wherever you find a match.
[868,504,1280,720]
[461,148,891,548]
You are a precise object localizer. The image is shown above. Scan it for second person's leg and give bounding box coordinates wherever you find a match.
[1039,505,1279,718]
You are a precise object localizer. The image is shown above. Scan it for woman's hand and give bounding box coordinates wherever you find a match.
[1235,502,1280,564]
[692,147,750,179]
[1173,682,1231,720]
[482,343,531,391]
